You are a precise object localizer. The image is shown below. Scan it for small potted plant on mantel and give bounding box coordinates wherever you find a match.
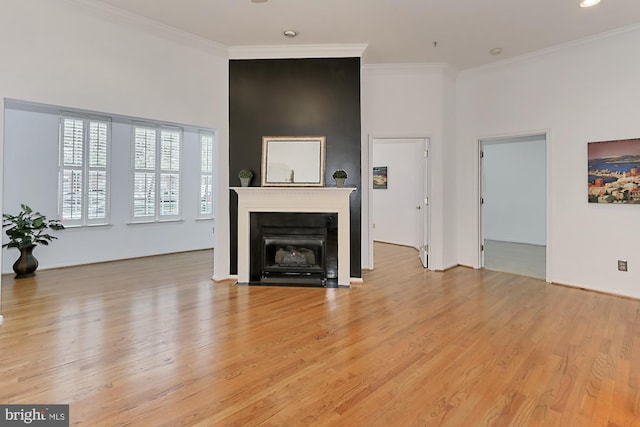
[238,169,254,187]
[332,169,348,188]
[2,204,64,278]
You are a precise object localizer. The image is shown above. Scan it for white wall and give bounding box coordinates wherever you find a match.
[483,139,546,245]
[457,26,640,298]
[0,0,230,287]
[361,64,458,270]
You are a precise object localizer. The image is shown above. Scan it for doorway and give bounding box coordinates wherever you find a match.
[371,137,429,268]
[479,134,547,279]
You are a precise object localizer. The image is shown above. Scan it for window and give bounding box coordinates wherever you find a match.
[59,117,110,226]
[132,126,181,221]
[199,131,215,219]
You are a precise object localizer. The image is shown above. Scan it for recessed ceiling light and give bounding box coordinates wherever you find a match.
[251,0,268,3]
[283,30,297,38]
[490,47,503,56]
[580,0,600,7]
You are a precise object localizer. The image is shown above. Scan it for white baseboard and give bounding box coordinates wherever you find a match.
[434,263,459,272]
[212,274,238,282]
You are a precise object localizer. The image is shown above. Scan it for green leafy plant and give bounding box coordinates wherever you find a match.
[2,204,65,249]
[332,169,347,179]
[238,169,254,179]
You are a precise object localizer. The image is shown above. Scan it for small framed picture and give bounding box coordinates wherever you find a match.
[373,166,387,189]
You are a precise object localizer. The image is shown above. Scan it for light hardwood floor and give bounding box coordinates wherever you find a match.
[1,243,639,426]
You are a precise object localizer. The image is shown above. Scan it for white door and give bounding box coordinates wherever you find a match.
[372,138,429,267]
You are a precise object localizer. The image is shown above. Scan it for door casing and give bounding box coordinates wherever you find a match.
[477,131,551,282]
[368,135,430,269]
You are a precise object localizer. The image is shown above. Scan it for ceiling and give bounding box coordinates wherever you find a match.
[92,0,640,70]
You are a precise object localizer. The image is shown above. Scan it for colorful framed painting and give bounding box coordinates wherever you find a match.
[588,138,640,204]
[373,166,388,189]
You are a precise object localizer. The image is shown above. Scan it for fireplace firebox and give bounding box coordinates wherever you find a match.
[250,213,338,286]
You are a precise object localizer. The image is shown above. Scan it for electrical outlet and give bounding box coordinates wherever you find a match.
[618,260,628,272]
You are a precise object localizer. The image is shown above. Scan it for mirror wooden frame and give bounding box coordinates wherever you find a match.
[261,136,326,187]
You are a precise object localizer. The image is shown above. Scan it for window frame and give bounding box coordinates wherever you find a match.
[131,125,183,223]
[58,115,111,227]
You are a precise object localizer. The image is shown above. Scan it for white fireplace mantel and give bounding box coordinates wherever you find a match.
[232,187,355,286]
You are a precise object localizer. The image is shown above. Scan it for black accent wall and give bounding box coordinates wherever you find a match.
[229,57,361,278]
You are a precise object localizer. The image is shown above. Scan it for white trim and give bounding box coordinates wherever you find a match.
[198,130,216,220]
[477,129,552,283]
[363,63,458,78]
[434,263,460,272]
[477,139,483,270]
[212,274,238,282]
[130,126,184,223]
[68,0,228,57]
[368,135,432,271]
[551,279,640,300]
[232,187,355,286]
[229,44,368,60]
[58,116,112,227]
[462,23,640,76]
[126,219,185,226]
[5,99,213,131]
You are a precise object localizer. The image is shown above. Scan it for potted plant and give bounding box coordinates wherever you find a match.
[2,204,64,278]
[332,169,348,188]
[238,169,254,187]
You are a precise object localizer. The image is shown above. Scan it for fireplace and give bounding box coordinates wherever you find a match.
[251,213,338,286]
[233,187,355,286]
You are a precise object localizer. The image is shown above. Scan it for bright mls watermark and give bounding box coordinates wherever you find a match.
[1,405,69,426]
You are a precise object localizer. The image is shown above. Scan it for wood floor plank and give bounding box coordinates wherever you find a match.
[1,243,639,426]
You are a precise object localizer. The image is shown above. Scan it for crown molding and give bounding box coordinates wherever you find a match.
[462,22,640,76]
[363,63,458,77]
[229,44,368,60]
[67,0,228,57]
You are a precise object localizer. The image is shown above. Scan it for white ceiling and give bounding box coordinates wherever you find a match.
[92,0,640,69]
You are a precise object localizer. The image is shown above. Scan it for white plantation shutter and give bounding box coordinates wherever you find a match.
[63,118,83,166]
[199,132,215,218]
[160,130,180,171]
[133,127,181,221]
[61,170,83,220]
[89,122,108,167]
[61,118,84,221]
[160,130,180,217]
[135,128,156,169]
[59,117,110,226]
[88,171,107,220]
[133,128,157,219]
[87,122,108,221]
[133,172,155,217]
[159,173,179,216]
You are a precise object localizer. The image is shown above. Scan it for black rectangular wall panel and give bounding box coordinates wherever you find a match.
[229,57,361,278]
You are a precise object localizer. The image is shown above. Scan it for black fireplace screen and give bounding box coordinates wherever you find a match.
[249,212,338,286]
[262,234,326,283]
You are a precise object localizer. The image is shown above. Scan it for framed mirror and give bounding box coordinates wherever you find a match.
[261,136,326,187]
